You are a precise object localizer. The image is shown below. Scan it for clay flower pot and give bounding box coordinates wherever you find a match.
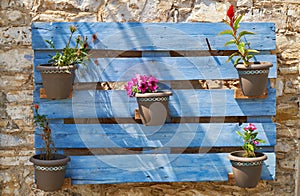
[135,91,172,126]
[36,64,77,99]
[228,151,267,188]
[235,62,273,96]
[30,154,70,192]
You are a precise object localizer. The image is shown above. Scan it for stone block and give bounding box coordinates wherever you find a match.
[6,105,32,120]
[0,133,28,147]
[275,139,297,153]
[237,0,253,7]
[279,66,299,75]
[276,109,298,121]
[0,10,30,26]
[279,153,297,170]
[0,73,33,90]
[187,1,225,22]
[0,48,33,72]
[6,90,33,103]
[0,27,32,46]
[276,78,284,96]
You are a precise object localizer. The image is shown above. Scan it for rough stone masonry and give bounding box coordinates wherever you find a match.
[0,0,299,195]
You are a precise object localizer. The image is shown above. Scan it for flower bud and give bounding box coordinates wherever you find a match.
[34,104,39,109]
[70,26,77,33]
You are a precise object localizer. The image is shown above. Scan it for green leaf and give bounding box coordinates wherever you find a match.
[238,31,255,40]
[248,144,254,152]
[246,54,254,61]
[256,139,266,143]
[247,49,259,54]
[235,130,243,137]
[227,52,239,62]
[233,15,243,30]
[234,57,241,65]
[238,44,245,56]
[45,39,55,48]
[219,30,233,36]
[224,40,236,46]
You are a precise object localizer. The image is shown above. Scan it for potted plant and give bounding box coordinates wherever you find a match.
[219,4,273,96]
[228,123,267,188]
[30,104,70,192]
[124,74,172,126]
[36,25,89,99]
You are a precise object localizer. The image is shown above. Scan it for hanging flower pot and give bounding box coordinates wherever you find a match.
[219,4,273,97]
[37,64,77,99]
[235,62,273,96]
[229,123,267,188]
[31,104,70,191]
[30,154,70,192]
[124,74,172,126]
[136,91,172,126]
[37,25,89,99]
[228,151,267,188]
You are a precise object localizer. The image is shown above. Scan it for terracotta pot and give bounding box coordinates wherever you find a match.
[228,151,267,188]
[235,62,273,96]
[36,64,77,99]
[135,91,172,126]
[30,154,70,192]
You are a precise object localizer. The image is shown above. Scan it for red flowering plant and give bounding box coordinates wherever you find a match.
[236,123,266,157]
[33,104,56,160]
[219,4,259,67]
[124,74,159,97]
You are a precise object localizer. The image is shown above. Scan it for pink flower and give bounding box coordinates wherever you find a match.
[139,75,148,83]
[125,74,160,97]
[132,77,138,86]
[253,140,259,145]
[148,76,158,92]
[244,123,257,131]
[124,81,134,97]
[138,81,148,93]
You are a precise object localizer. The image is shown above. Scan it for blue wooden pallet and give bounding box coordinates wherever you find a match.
[32,22,277,185]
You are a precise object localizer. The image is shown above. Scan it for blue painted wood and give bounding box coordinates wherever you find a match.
[32,22,276,51]
[33,55,277,83]
[32,22,277,184]
[34,123,276,149]
[33,88,276,118]
[64,152,275,184]
[247,116,274,123]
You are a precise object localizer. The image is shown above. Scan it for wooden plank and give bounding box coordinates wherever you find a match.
[32,22,276,51]
[40,88,73,99]
[234,88,268,99]
[64,152,275,184]
[33,88,276,118]
[33,55,277,83]
[34,123,276,149]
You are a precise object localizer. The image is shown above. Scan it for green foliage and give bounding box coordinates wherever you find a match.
[219,6,259,67]
[33,105,56,160]
[236,124,266,158]
[46,25,89,68]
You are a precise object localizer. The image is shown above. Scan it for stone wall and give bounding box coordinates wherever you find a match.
[0,0,299,195]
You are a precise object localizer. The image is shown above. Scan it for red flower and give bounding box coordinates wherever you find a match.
[227,5,235,28]
[227,5,234,19]
[34,104,39,109]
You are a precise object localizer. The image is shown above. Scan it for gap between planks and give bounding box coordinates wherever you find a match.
[62,147,275,156]
[64,116,247,124]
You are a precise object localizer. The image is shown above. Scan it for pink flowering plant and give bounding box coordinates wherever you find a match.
[236,123,266,157]
[124,74,159,97]
[219,4,259,67]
